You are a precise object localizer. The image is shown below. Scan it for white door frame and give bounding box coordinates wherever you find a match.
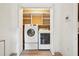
[18,3,54,55]
[50,7,54,55]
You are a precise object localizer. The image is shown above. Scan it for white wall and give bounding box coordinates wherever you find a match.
[0,4,19,56]
[61,4,78,56]
[50,4,63,55]
[52,4,63,52]
[50,3,78,56]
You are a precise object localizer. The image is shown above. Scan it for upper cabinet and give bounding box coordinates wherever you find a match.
[23,8,50,25]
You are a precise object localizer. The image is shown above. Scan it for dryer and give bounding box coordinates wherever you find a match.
[24,24,38,50]
[39,29,50,49]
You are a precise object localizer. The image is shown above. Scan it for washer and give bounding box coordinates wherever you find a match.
[24,24,38,50]
[24,24,38,42]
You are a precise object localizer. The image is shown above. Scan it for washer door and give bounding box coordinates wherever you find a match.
[27,28,35,37]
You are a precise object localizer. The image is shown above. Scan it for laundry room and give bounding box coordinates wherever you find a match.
[22,8,51,55]
[0,3,77,56]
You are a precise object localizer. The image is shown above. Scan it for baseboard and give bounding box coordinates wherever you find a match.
[54,51,63,56]
[38,49,50,51]
[10,53,17,56]
[50,51,55,56]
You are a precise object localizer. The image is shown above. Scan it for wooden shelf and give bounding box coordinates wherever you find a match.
[43,13,50,25]
[38,24,50,30]
[23,9,50,25]
[23,18,31,19]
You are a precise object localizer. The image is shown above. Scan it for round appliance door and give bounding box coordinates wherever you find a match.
[25,26,38,42]
[27,28,35,37]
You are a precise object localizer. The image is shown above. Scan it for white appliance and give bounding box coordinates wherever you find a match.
[39,29,50,49]
[24,24,38,50]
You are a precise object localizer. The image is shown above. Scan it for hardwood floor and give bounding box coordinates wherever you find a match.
[20,50,52,56]
[20,50,63,56]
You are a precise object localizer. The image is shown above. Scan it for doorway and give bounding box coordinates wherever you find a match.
[23,8,50,50]
[18,4,54,56]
